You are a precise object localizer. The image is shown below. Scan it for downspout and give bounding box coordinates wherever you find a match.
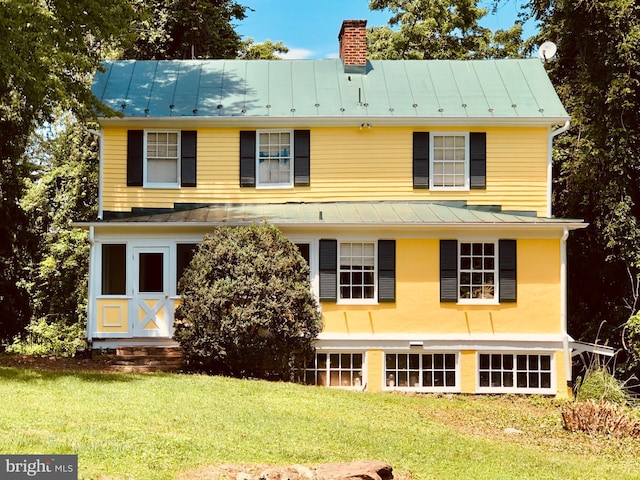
[86,226,96,347]
[548,120,570,217]
[560,226,571,391]
[87,128,104,219]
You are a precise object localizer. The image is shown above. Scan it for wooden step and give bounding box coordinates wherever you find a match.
[112,346,184,373]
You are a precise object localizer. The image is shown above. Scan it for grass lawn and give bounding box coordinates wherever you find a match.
[0,366,638,480]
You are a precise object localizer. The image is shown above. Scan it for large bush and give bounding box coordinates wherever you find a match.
[174,223,322,379]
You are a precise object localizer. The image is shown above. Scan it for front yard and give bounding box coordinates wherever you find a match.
[0,364,637,479]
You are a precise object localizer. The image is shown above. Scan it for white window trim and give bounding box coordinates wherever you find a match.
[337,240,378,306]
[457,240,499,306]
[143,129,181,189]
[300,351,367,389]
[255,128,294,189]
[429,131,470,191]
[382,351,461,393]
[476,352,556,395]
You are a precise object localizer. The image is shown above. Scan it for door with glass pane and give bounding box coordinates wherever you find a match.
[131,247,172,337]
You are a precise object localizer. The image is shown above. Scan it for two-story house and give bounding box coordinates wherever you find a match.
[82,20,605,397]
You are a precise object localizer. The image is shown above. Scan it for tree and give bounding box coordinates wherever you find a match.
[10,118,98,355]
[174,223,322,378]
[0,0,133,342]
[237,38,289,60]
[367,0,525,59]
[124,0,249,60]
[527,1,640,363]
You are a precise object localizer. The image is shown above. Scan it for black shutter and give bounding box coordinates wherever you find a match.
[440,240,458,302]
[470,132,486,189]
[378,240,396,302]
[499,239,517,302]
[294,130,310,186]
[181,131,197,187]
[319,239,337,302]
[239,131,256,187]
[127,130,144,186]
[413,132,430,189]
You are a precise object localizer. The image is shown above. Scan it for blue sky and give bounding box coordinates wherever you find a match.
[235,0,537,59]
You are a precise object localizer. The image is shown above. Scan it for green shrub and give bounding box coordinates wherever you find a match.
[7,317,86,357]
[575,367,628,405]
[174,223,322,379]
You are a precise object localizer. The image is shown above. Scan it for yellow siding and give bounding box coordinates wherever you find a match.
[555,349,571,399]
[96,299,129,333]
[101,126,550,215]
[322,238,561,335]
[366,350,384,392]
[459,350,476,394]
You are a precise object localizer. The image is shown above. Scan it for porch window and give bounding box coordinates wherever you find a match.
[176,243,198,290]
[101,244,126,295]
[478,353,553,393]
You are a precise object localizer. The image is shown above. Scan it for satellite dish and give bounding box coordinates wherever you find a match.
[538,41,557,61]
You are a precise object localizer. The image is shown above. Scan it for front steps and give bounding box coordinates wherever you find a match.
[112,346,184,373]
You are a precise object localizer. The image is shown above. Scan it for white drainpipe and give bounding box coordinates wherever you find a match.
[560,226,571,387]
[86,226,96,346]
[548,120,571,218]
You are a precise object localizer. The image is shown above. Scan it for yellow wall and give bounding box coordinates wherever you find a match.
[366,350,384,392]
[96,299,129,333]
[101,126,549,216]
[321,238,561,336]
[459,350,477,394]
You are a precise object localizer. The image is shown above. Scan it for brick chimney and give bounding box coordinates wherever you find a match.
[338,20,368,74]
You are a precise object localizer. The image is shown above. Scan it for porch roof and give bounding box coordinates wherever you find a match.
[85,202,586,229]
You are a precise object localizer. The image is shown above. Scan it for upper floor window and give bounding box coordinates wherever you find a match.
[413,131,485,190]
[145,131,180,187]
[257,130,293,187]
[431,133,469,190]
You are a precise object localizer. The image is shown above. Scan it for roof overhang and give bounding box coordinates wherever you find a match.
[75,202,587,235]
[96,115,570,129]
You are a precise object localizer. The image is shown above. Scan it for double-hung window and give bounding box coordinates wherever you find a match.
[145,131,180,187]
[459,242,496,301]
[257,129,293,187]
[431,133,469,190]
[440,239,516,304]
[339,242,376,302]
[295,352,364,388]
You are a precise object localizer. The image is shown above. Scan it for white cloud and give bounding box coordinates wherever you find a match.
[280,48,314,59]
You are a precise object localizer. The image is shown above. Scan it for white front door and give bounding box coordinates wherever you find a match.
[131,247,173,337]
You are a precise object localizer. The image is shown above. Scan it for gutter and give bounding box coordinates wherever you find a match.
[548,120,570,217]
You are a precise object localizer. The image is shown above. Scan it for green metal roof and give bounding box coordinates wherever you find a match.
[93,202,585,229]
[92,59,568,123]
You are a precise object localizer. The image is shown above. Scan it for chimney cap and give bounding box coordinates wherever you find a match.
[338,19,368,40]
